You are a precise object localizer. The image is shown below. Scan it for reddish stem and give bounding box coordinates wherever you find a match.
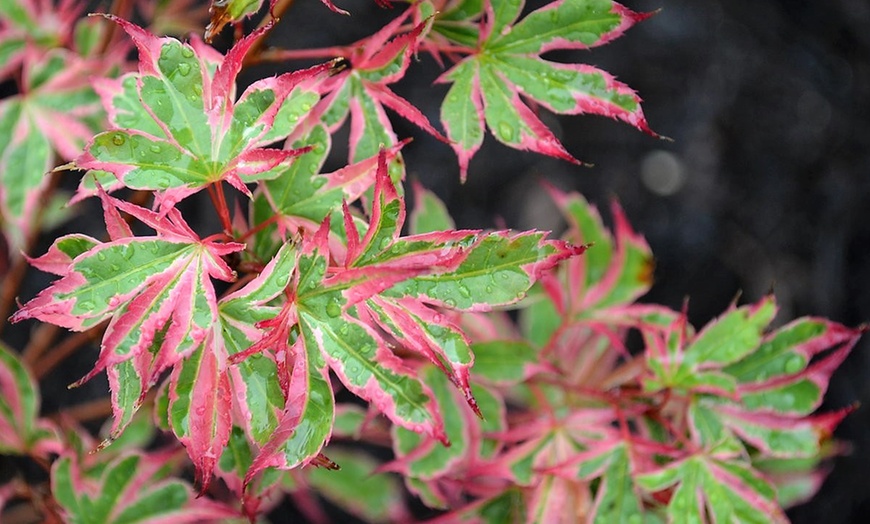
[32,324,106,381]
[214,183,233,235]
[21,324,60,367]
[255,46,349,63]
[239,211,283,242]
[241,0,298,67]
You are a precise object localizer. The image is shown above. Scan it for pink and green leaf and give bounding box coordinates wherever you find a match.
[410,180,455,235]
[388,230,583,311]
[436,0,654,177]
[307,447,411,523]
[52,450,240,523]
[0,49,103,252]
[0,342,60,456]
[637,454,788,524]
[75,19,328,206]
[12,197,243,448]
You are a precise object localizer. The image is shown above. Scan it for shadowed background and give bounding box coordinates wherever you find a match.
[359,1,870,521]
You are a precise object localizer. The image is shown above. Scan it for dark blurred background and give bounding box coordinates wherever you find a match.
[362,0,870,521]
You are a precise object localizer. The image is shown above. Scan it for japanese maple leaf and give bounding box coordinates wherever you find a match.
[53,448,240,523]
[643,296,862,459]
[0,0,84,81]
[303,4,447,170]
[388,364,506,509]
[248,129,407,264]
[434,0,657,179]
[465,405,657,523]
[11,189,244,458]
[520,188,677,379]
[73,16,334,209]
[0,47,106,253]
[225,149,580,486]
[636,443,789,524]
[0,342,62,458]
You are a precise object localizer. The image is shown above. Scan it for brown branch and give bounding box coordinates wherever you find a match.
[241,0,298,67]
[21,323,60,367]
[32,323,106,381]
[47,396,113,424]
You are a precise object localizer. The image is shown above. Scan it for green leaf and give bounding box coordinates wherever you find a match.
[308,448,409,523]
[436,0,654,178]
[410,181,455,235]
[0,342,60,456]
[0,49,103,252]
[470,340,540,385]
[390,231,578,311]
[76,20,329,208]
[637,455,788,524]
[52,451,238,523]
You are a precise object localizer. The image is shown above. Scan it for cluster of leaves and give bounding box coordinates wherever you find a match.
[0,0,861,522]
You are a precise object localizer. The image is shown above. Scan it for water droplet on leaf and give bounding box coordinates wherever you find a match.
[177,63,191,76]
[784,355,804,374]
[326,301,342,318]
[149,144,161,154]
[111,134,125,146]
[181,47,194,59]
[78,300,95,311]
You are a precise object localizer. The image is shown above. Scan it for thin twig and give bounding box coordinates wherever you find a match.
[21,323,60,367]
[241,0,298,67]
[47,396,113,424]
[32,324,106,381]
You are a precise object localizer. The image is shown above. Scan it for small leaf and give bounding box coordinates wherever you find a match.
[637,454,788,524]
[0,342,60,456]
[52,450,239,523]
[307,448,411,523]
[436,0,655,177]
[75,19,330,208]
[0,49,103,252]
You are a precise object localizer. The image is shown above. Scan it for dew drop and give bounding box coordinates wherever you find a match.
[177,63,191,76]
[326,300,342,318]
[548,10,560,24]
[444,298,457,308]
[96,251,107,261]
[181,47,194,59]
[485,285,494,293]
[457,284,471,298]
[784,355,804,374]
[156,177,170,189]
[311,176,326,189]
[111,133,126,146]
[497,121,514,141]
[149,144,161,154]
[78,300,95,311]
